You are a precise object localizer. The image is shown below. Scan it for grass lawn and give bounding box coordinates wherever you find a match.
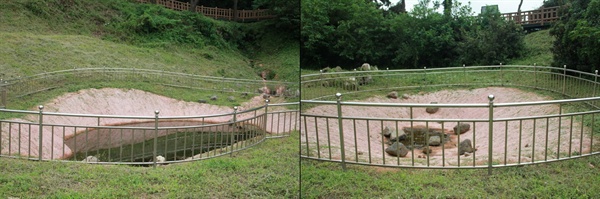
[0,132,299,198]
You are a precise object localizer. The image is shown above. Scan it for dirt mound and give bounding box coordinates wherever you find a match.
[302,87,592,166]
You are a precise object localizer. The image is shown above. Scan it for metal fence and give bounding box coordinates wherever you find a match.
[301,65,600,174]
[0,68,298,166]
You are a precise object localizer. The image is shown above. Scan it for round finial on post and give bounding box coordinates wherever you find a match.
[234,106,238,111]
[534,63,537,66]
[38,105,44,110]
[354,69,357,71]
[488,95,495,102]
[319,70,323,73]
[265,99,270,104]
[463,64,465,67]
[335,92,342,101]
[564,65,567,69]
[154,110,160,115]
[386,67,389,70]
[424,67,427,70]
[595,70,598,75]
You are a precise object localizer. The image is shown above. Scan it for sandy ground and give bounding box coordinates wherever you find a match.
[0,88,297,160]
[301,87,592,166]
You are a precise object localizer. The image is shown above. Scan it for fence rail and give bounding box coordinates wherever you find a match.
[0,69,298,166]
[501,6,560,26]
[137,0,275,21]
[301,65,600,174]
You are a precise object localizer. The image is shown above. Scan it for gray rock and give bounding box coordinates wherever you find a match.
[423,147,432,154]
[387,91,398,99]
[262,94,270,99]
[385,142,409,157]
[358,75,373,85]
[227,96,235,102]
[210,95,218,101]
[426,102,439,114]
[198,99,207,103]
[82,156,98,163]
[382,126,393,138]
[389,134,407,143]
[401,94,410,99]
[241,92,249,97]
[453,123,471,134]
[458,139,475,155]
[428,135,441,146]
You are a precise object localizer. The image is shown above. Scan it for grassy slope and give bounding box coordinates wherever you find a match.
[508,29,554,66]
[0,0,299,198]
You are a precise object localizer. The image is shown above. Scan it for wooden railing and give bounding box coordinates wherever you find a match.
[501,6,560,26]
[137,0,275,21]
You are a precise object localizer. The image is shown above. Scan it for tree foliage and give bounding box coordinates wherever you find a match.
[301,0,525,69]
[550,0,600,72]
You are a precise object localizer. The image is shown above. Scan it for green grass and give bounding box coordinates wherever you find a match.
[0,132,299,198]
[300,156,600,198]
[509,29,555,66]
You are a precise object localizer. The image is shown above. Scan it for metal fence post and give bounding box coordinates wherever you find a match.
[153,110,159,168]
[594,70,598,98]
[231,106,238,157]
[562,65,567,95]
[0,79,6,109]
[335,93,346,170]
[423,67,427,82]
[534,63,537,89]
[500,63,503,86]
[487,95,495,176]
[38,105,44,161]
[264,99,269,135]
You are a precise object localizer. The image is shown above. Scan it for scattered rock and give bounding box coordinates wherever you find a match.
[453,123,471,134]
[227,96,235,102]
[82,156,98,163]
[357,151,364,155]
[385,142,409,157]
[428,136,441,146]
[464,153,470,157]
[401,94,410,99]
[387,91,398,99]
[155,155,166,163]
[198,99,207,103]
[422,147,432,154]
[262,94,270,99]
[358,75,373,85]
[525,143,530,148]
[359,63,371,71]
[426,102,439,114]
[210,95,218,101]
[458,139,475,155]
[241,92,249,97]
[389,134,407,143]
[382,126,393,138]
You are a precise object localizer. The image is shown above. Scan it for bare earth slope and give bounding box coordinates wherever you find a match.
[1,88,296,160]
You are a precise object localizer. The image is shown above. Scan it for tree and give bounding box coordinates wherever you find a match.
[517,0,523,23]
[443,0,452,17]
[551,0,600,72]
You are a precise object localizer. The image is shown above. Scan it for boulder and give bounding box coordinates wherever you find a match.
[458,139,475,155]
[389,134,407,143]
[155,155,166,163]
[198,99,207,103]
[210,95,218,101]
[387,91,398,99]
[401,94,410,99]
[227,96,235,102]
[422,147,432,154]
[359,63,371,71]
[82,156,98,163]
[428,135,441,146]
[382,126,393,138]
[385,142,409,157]
[453,123,471,134]
[426,102,439,114]
[358,75,373,85]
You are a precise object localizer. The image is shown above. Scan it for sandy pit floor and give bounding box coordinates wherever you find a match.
[301,87,592,166]
[1,88,297,160]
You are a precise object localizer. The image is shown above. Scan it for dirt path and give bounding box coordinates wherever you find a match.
[1,88,297,160]
[302,87,592,166]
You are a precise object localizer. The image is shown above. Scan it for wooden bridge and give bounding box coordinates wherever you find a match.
[137,0,275,22]
[501,6,560,29]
